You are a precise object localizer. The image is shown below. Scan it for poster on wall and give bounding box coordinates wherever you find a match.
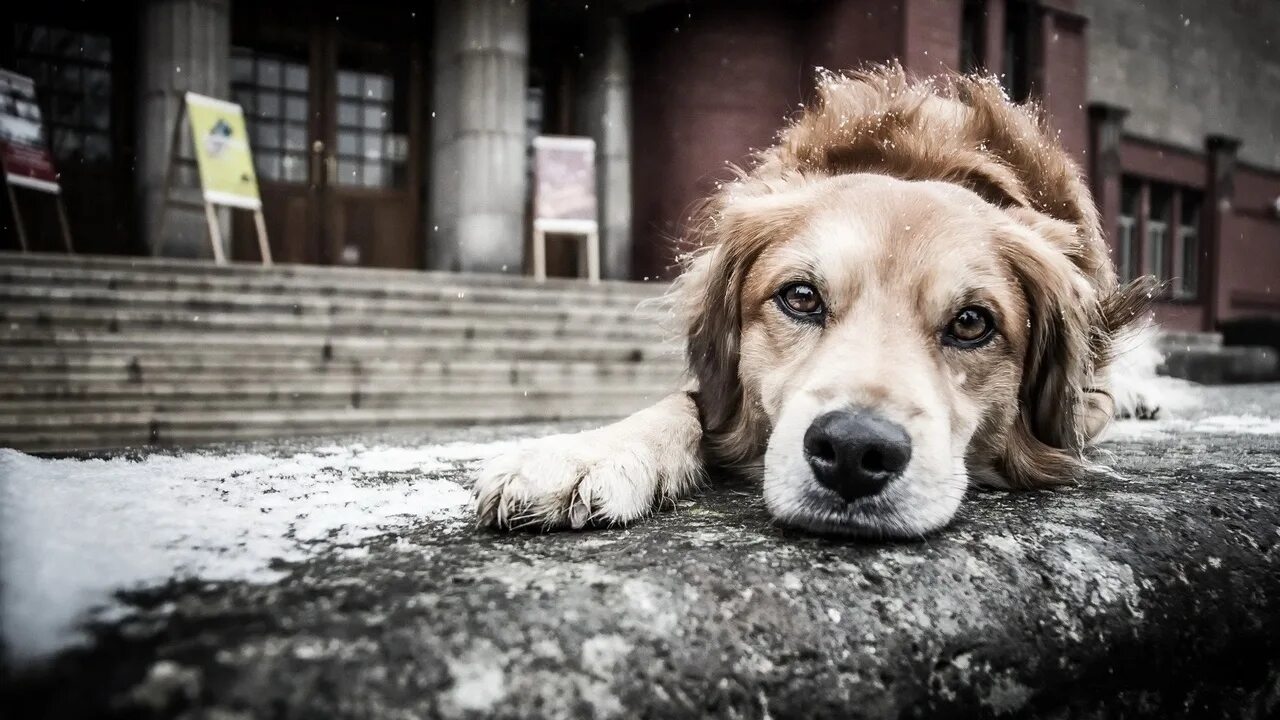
[184,92,262,210]
[532,135,598,227]
[0,68,60,194]
[530,135,600,282]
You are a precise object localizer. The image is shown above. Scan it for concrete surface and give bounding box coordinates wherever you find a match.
[4,386,1280,719]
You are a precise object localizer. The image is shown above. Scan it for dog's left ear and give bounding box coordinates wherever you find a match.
[998,215,1102,487]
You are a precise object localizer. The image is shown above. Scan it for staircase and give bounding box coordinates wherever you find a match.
[0,252,683,453]
[1157,330,1279,384]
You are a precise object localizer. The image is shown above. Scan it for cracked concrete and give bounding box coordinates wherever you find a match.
[3,386,1280,719]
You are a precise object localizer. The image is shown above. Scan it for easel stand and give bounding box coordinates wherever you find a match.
[532,218,600,284]
[4,176,74,253]
[154,99,272,265]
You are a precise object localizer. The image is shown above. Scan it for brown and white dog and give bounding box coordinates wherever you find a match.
[473,66,1159,539]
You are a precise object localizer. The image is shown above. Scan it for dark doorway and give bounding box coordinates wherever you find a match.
[231,2,426,268]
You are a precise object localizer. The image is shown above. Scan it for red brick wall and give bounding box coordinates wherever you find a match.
[1037,8,1089,164]
[1221,165,1280,320]
[1119,139,1207,190]
[806,0,906,77]
[629,2,804,280]
[903,0,962,74]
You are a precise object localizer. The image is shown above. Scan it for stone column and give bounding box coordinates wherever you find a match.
[136,0,231,258]
[1088,103,1128,264]
[578,15,633,280]
[428,0,529,274]
[1205,134,1241,330]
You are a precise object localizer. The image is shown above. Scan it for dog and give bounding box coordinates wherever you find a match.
[473,66,1159,538]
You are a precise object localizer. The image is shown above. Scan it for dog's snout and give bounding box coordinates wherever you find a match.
[803,410,912,500]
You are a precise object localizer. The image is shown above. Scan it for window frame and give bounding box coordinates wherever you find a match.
[230,46,312,185]
[11,22,114,165]
[1117,175,1204,303]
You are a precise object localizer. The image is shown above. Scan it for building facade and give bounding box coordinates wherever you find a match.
[2,0,1277,331]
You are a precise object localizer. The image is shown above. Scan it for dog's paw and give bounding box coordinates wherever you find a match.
[1119,397,1161,421]
[472,430,676,531]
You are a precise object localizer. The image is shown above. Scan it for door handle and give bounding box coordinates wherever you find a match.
[325,154,338,185]
[310,140,325,187]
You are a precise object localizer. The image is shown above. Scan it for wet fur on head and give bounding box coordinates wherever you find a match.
[674,64,1154,489]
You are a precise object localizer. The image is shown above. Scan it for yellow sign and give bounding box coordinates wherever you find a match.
[184,92,261,210]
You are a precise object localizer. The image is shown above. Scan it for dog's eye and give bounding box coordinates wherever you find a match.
[943,306,996,348]
[776,283,825,321]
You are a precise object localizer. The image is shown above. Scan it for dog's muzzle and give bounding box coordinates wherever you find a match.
[803,409,912,501]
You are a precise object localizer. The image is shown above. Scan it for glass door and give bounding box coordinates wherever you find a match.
[231,4,423,268]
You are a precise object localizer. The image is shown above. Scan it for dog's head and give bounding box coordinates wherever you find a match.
[676,67,1150,538]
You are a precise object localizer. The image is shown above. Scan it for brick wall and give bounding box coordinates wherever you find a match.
[1221,166,1280,320]
[903,0,962,73]
[629,1,805,280]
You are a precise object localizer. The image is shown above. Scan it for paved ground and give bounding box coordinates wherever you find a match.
[3,385,1280,719]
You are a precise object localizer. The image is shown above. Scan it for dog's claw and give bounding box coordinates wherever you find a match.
[568,491,592,529]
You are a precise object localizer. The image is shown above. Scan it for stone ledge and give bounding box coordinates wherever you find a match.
[4,390,1280,719]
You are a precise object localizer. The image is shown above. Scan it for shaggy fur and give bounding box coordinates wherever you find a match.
[473,65,1158,538]
[680,66,1152,489]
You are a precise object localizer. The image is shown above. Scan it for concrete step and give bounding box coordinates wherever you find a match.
[0,252,683,452]
[0,329,680,363]
[1159,345,1279,384]
[0,355,684,386]
[0,397,662,452]
[0,261,666,311]
[0,250,671,295]
[0,284,673,327]
[0,383,676,416]
[0,306,670,344]
[0,377,680,402]
[1156,330,1224,351]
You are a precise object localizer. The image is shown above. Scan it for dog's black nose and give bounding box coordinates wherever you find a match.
[803,409,912,501]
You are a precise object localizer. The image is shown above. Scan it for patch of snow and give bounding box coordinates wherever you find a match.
[0,441,508,665]
[1190,415,1280,435]
[1105,413,1280,441]
[1109,324,1201,419]
[441,640,508,717]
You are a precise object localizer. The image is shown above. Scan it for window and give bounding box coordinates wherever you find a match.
[1117,179,1140,283]
[333,68,401,189]
[1145,185,1173,287]
[12,23,112,163]
[960,0,987,74]
[1117,177,1204,301]
[231,47,310,184]
[1003,0,1035,101]
[1174,193,1202,300]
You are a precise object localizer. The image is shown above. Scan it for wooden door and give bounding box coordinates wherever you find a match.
[230,7,322,264]
[315,14,423,269]
[231,4,423,268]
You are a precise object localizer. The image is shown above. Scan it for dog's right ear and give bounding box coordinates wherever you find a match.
[679,246,746,436]
[674,183,811,466]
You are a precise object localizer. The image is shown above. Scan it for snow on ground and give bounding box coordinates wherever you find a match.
[0,441,511,665]
[1106,413,1280,440]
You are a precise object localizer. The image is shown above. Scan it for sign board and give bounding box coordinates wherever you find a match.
[530,135,599,283]
[154,93,271,264]
[532,135,597,230]
[0,69,60,194]
[184,92,262,210]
